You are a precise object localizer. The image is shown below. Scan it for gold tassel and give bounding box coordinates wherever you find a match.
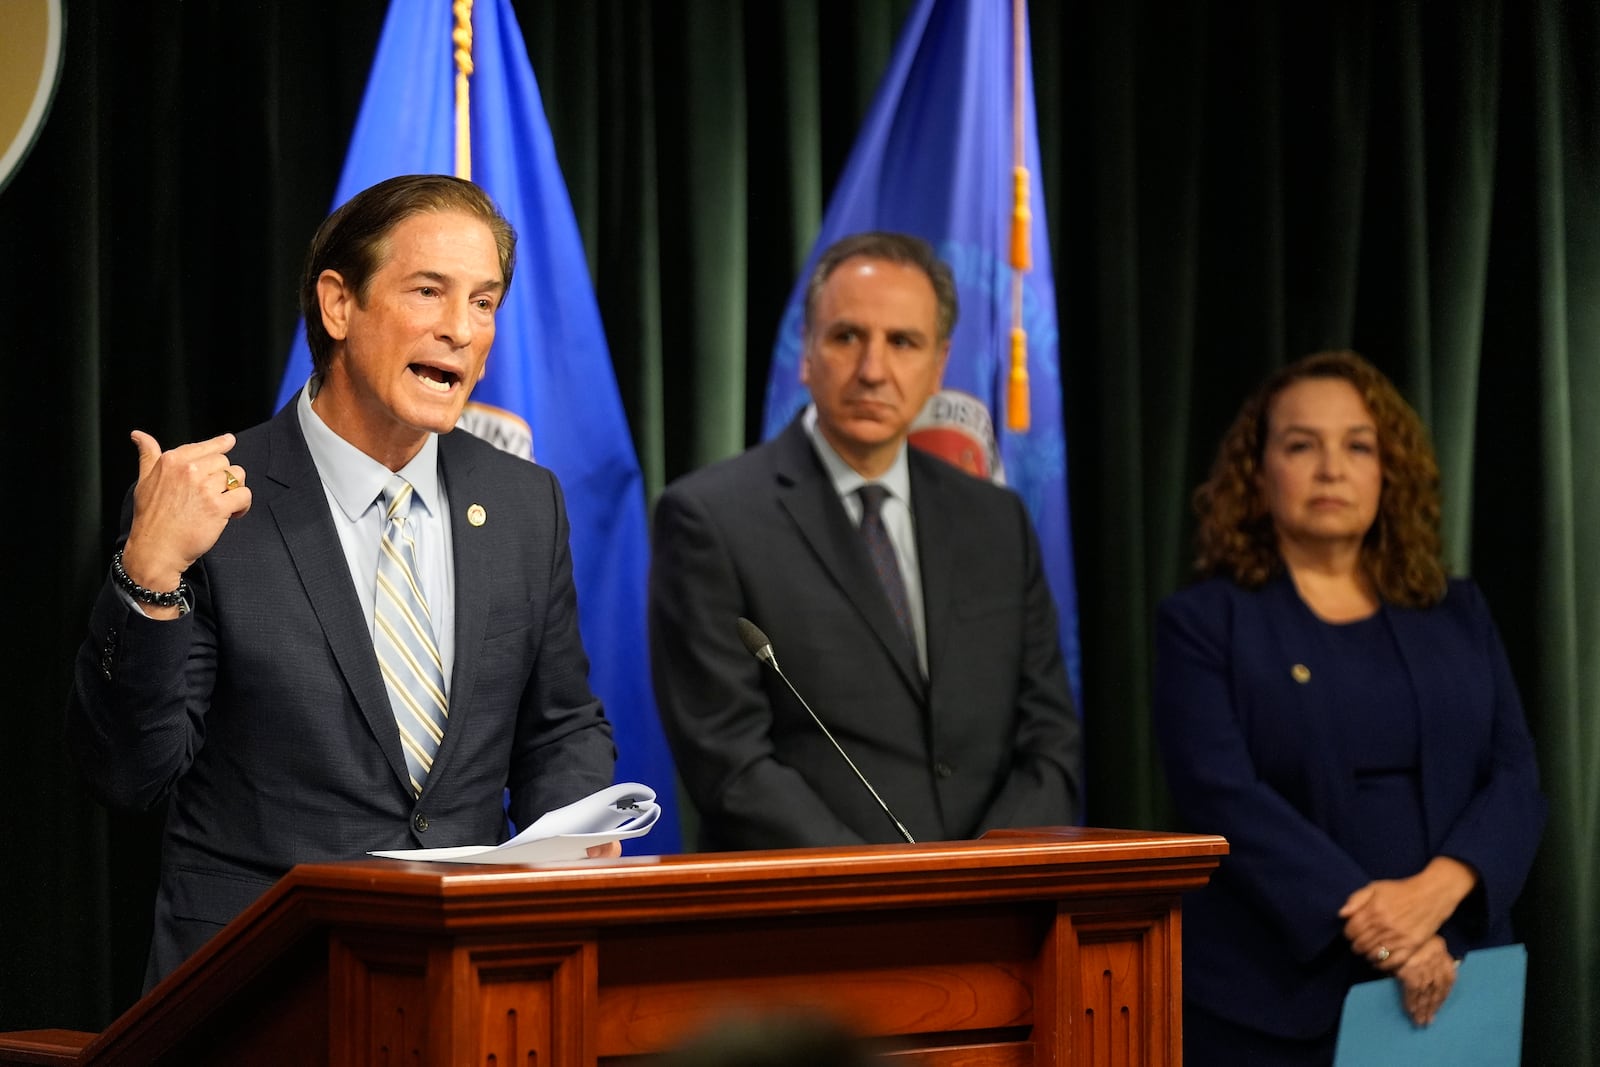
[1008,328,1030,433]
[1010,166,1032,271]
[1007,0,1031,433]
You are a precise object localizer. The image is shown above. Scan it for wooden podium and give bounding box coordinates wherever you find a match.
[0,827,1224,1066]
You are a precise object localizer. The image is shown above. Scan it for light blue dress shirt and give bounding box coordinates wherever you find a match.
[298,381,457,692]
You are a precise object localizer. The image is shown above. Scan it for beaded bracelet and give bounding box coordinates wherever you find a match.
[111,548,190,609]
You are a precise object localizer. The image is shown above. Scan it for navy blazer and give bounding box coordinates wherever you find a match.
[1153,574,1545,1038]
[67,399,616,986]
[648,418,1082,850]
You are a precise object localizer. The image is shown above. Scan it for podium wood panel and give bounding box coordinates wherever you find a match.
[0,827,1224,1066]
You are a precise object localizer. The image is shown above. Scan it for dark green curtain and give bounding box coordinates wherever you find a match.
[2,2,1593,1061]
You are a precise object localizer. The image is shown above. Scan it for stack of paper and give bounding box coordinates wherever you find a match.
[369,783,660,864]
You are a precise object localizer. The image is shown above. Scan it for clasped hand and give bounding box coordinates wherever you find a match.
[1338,857,1476,1025]
[1393,935,1458,1026]
[1338,856,1475,972]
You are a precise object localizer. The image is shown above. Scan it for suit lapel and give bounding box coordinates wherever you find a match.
[1259,576,1357,834]
[264,403,412,793]
[909,453,954,686]
[430,432,490,787]
[1383,602,1449,850]
[771,423,926,697]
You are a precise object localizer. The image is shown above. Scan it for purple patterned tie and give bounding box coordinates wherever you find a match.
[857,484,915,648]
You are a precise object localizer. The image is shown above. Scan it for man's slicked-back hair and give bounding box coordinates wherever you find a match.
[803,231,959,343]
[299,174,517,377]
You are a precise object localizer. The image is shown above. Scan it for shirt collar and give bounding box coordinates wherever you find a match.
[801,404,912,505]
[297,378,442,520]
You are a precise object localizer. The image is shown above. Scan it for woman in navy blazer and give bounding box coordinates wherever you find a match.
[1154,351,1545,1064]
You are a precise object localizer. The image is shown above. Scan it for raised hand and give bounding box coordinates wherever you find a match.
[120,430,252,618]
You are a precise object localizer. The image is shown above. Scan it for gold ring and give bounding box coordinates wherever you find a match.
[224,470,241,492]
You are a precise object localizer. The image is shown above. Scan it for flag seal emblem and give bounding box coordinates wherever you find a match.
[910,389,1005,482]
[458,400,534,462]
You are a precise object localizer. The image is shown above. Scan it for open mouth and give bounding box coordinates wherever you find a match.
[409,363,461,393]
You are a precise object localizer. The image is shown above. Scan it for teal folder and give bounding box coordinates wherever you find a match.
[1333,943,1527,1066]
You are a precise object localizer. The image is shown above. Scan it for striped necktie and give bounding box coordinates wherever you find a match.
[375,476,448,796]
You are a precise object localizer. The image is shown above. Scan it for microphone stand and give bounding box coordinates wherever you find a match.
[737,617,916,844]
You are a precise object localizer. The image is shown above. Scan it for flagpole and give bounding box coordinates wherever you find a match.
[1007,0,1031,433]
[452,0,474,180]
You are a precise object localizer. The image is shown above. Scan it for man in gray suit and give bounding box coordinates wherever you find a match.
[649,232,1081,850]
[67,175,618,988]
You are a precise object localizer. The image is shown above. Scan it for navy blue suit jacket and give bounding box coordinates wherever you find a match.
[649,419,1081,850]
[67,399,616,986]
[1153,574,1545,1038]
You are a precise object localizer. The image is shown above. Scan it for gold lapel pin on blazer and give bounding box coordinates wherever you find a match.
[467,504,487,527]
[1291,664,1311,684]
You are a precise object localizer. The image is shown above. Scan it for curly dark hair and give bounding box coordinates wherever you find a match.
[1192,350,1447,607]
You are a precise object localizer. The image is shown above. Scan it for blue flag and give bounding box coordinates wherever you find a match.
[763,0,1081,702]
[276,0,681,851]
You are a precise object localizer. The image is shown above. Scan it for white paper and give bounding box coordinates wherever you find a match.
[369,782,659,864]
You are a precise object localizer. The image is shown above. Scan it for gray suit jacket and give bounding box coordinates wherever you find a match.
[649,419,1081,850]
[67,399,616,986]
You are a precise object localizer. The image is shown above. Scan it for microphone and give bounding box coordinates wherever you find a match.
[736,617,916,844]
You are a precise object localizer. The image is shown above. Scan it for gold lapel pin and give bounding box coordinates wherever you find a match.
[467,503,487,527]
[1291,664,1311,684]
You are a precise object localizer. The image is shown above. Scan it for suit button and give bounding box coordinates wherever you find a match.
[935,762,954,779]
[413,812,430,833]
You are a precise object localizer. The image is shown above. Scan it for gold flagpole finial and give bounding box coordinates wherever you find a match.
[453,0,475,180]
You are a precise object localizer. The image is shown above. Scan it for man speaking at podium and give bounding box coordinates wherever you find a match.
[649,232,1081,850]
[66,175,618,989]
